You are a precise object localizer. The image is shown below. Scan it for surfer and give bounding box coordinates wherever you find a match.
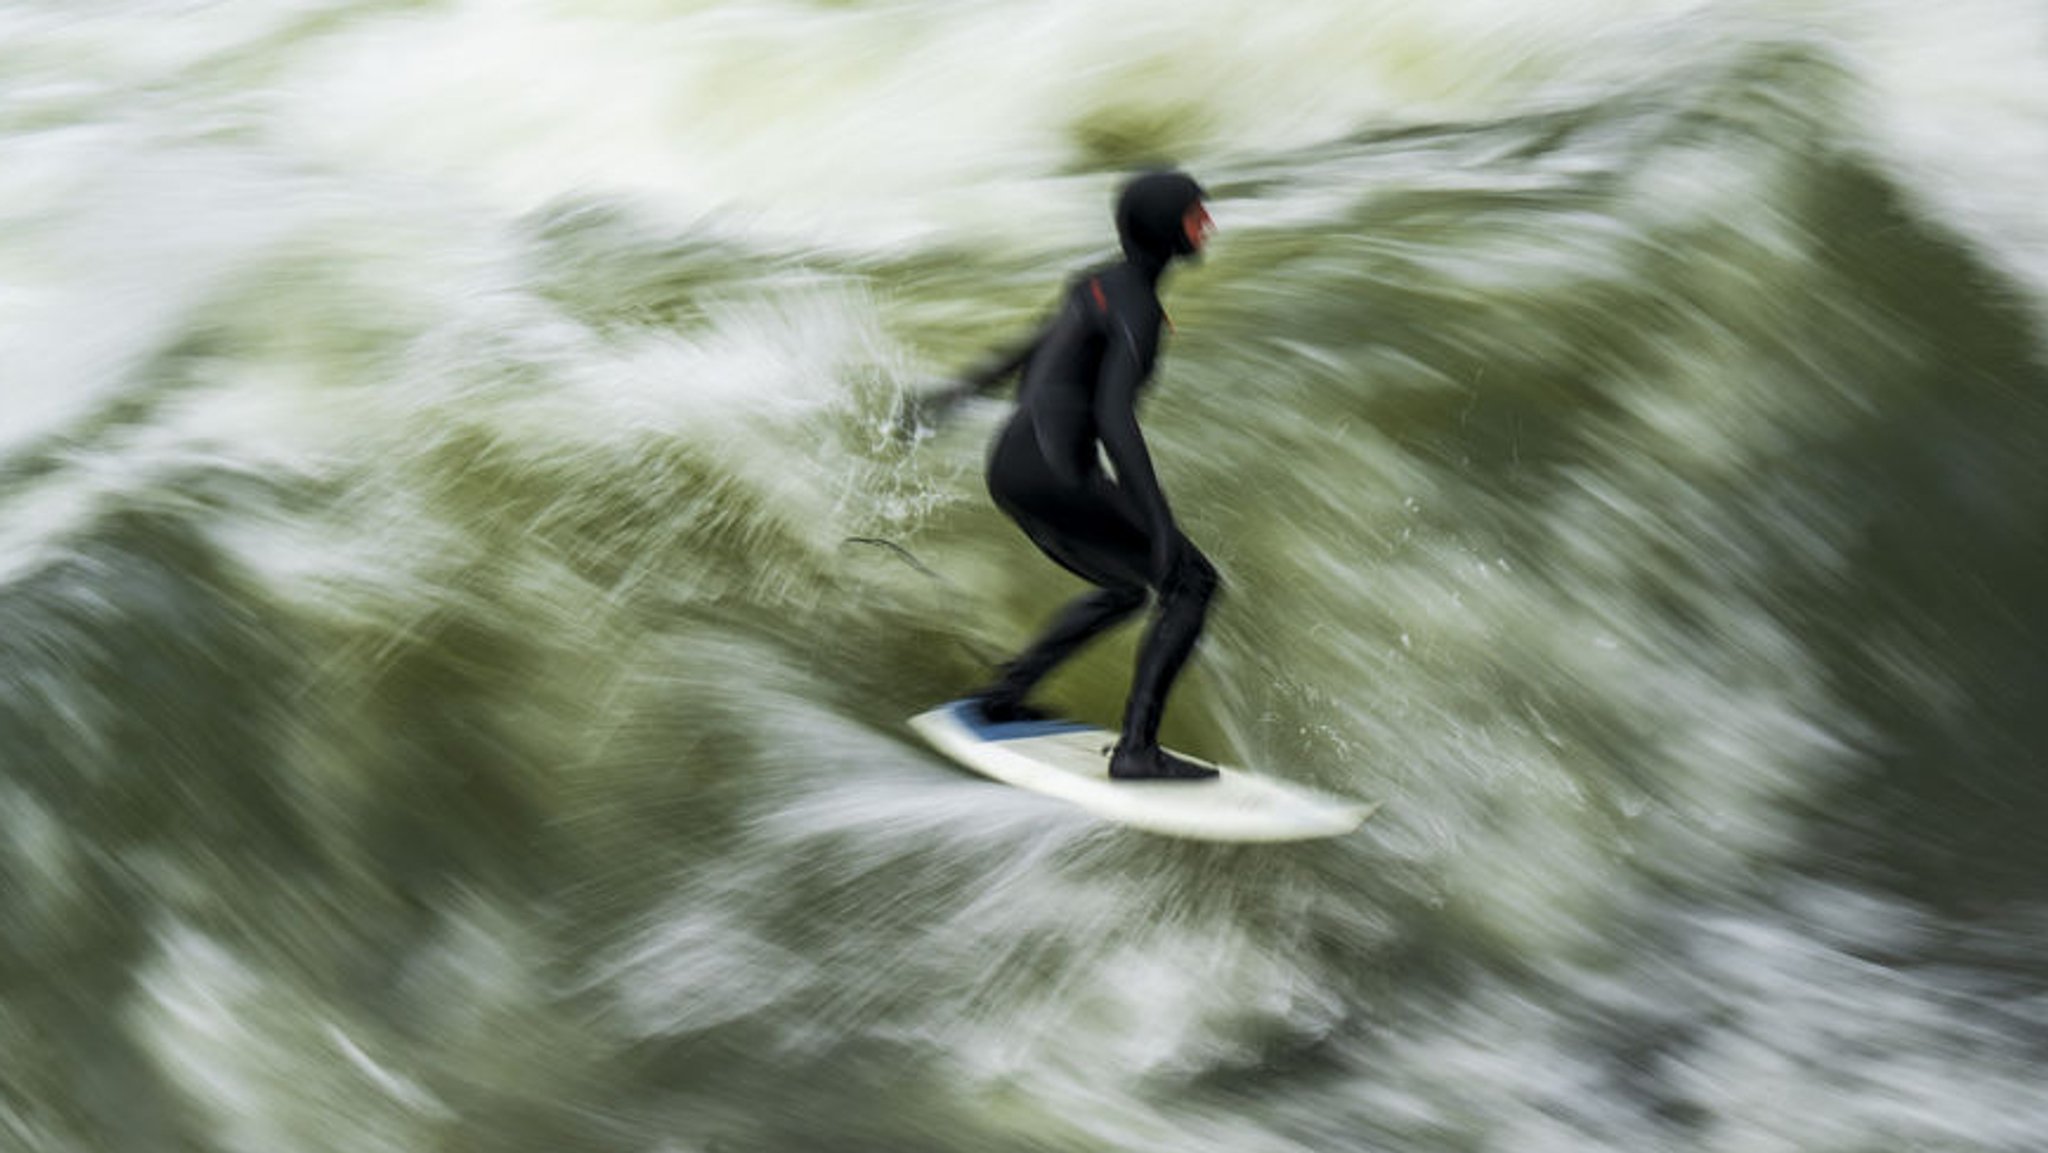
[935,170,1221,781]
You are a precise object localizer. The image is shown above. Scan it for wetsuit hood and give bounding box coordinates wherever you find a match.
[1116,170,1206,268]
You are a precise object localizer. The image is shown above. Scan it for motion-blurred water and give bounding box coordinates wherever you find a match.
[4,2,2046,1150]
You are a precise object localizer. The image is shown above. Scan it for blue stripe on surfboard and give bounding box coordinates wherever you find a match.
[943,700,1097,743]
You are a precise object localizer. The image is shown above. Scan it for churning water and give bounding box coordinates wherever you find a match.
[3,2,2046,1150]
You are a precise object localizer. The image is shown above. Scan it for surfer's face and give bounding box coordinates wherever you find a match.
[1182,202,1214,253]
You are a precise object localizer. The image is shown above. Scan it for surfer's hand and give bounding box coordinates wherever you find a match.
[892,381,972,440]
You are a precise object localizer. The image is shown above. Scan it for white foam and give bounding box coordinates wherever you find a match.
[265,0,1733,254]
[1787,0,2048,310]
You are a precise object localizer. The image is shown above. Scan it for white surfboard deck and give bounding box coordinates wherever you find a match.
[908,701,1378,842]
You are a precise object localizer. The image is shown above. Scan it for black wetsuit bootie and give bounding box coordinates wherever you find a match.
[1108,743,1219,781]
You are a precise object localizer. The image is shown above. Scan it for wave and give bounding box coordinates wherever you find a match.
[1,4,2044,1151]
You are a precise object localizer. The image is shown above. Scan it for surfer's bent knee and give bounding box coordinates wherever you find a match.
[1161,549,1218,603]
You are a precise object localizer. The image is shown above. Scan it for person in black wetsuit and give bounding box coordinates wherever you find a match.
[941,170,1220,781]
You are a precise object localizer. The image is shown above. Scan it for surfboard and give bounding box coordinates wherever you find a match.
[908,700,1378,842]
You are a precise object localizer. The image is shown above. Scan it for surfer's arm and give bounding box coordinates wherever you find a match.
[953,328,1046,397]
[899,322,1052,435]
[1092,335,1178,580]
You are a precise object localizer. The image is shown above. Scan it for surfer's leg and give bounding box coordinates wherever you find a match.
[975,476,1155,722]
[1109,542,1220,781]
[974,584,1147,722]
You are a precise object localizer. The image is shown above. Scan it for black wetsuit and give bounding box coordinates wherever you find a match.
[970,171,1219,780]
